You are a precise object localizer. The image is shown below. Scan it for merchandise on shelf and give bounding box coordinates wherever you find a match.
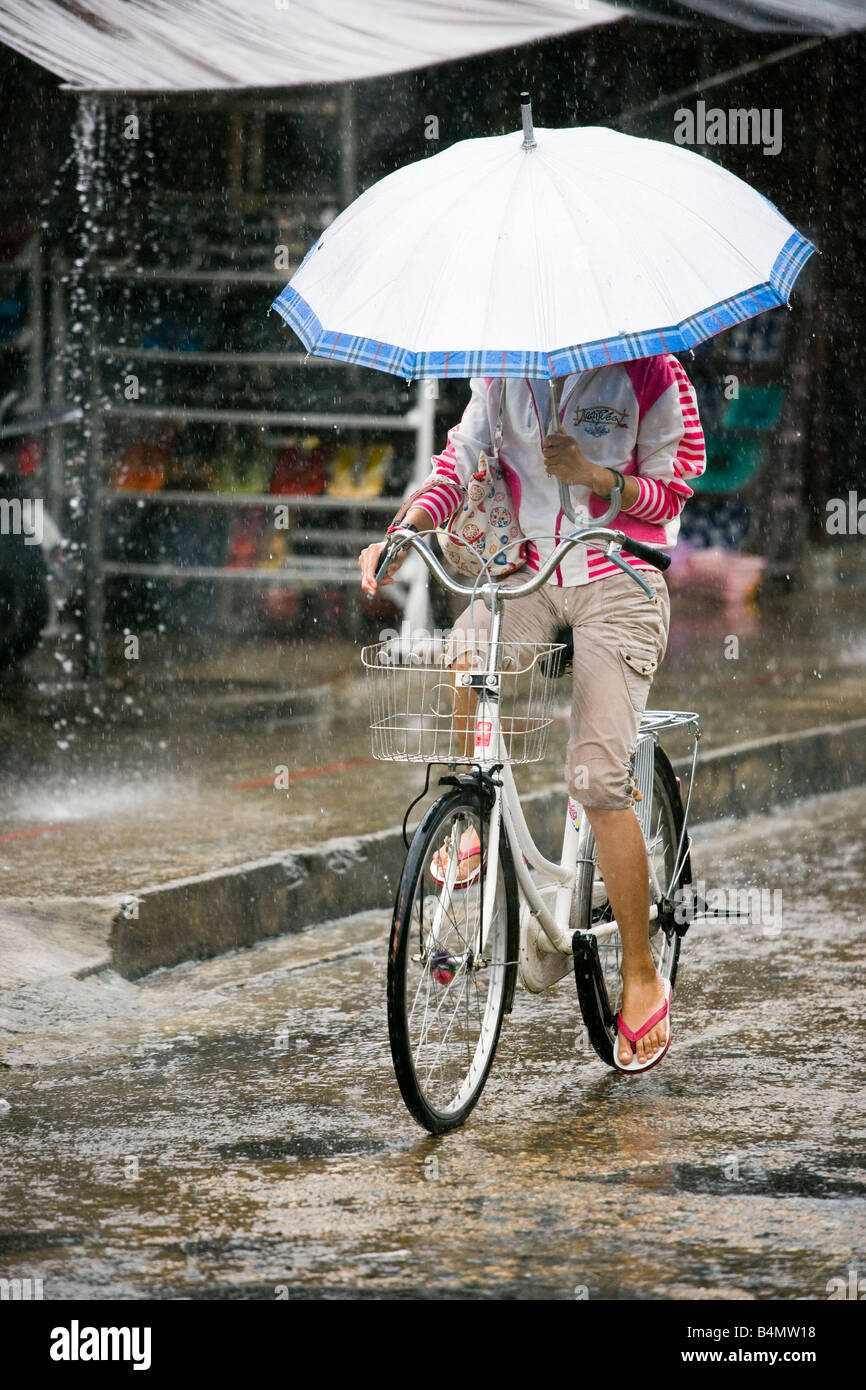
[140,285,210,352]
[111,440,168,491]
[213,439,272,493]
[680,495,752,551]
[667,543,765,604]
[16,437,42,478]
[225,510,266,568]
[257,529,293,570]
[0,288,27,342]
[261,584,303,626]
[328,440,391,498]
[269,435,330,495]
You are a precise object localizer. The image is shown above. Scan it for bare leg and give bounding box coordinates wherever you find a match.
[452,652,476,763]
[432,653,480,879]
[584,805,667,1066]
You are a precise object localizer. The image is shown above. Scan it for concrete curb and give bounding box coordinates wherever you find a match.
[0,896,121,989]
[111,716,866,980]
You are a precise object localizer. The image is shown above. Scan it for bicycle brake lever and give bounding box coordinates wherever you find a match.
[606,547,654,599]
[374,535,405,584]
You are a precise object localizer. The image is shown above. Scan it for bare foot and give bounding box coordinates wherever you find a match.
[617,966,667,1067]
[432,826,481,883]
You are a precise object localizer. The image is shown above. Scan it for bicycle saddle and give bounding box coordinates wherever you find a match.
[540,626,573,679]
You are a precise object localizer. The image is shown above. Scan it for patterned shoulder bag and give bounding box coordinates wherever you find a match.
[435,381,527,578]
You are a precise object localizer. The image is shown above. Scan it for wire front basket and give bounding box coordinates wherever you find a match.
[361,637,566,764]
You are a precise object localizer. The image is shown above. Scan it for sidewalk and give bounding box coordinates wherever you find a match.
[2,571,864,896]
[0,558,864,982]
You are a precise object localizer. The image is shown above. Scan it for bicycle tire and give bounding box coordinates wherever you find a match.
[387,783,520,1133]
[572,745,689,1069]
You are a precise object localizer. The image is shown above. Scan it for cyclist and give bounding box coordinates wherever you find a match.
[360,355,705,1072]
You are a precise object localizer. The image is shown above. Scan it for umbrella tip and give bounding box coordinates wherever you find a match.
[520,92,536,151]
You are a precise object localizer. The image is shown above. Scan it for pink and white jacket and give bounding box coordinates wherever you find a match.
[400,355,705,587]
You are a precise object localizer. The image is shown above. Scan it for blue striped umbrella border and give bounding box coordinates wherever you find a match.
[270,230,815,380]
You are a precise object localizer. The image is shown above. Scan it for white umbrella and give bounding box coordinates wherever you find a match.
[272,98,814,380]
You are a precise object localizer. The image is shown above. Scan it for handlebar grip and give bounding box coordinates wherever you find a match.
[619,537,671,572]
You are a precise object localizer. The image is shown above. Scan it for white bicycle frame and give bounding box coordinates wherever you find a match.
[469,678,658,959]
[379,501,698,967]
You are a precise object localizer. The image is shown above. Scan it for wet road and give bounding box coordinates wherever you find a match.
[1,785,864,1299]
[0,586,865,897]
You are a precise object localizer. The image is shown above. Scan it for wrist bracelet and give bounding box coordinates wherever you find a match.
[606,469,626,497]
[387,521,419,536]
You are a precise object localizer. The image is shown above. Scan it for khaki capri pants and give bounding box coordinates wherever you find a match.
[447,569,671,811]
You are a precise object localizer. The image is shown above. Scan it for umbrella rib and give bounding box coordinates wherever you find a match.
[541,141,777,340]
[566,137,783,283]
[536,143,647,345]
[300,144,485,358]
[407,139,521,359]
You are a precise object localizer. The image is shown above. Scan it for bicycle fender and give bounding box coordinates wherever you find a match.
[572,930,617,1067]
[654,745,693,887]
[437,769,501,816]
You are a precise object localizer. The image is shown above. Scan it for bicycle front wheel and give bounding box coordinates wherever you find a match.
[387,784,519,1133]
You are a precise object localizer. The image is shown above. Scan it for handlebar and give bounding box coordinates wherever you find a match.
[374,520,669,602]
[617,534,671,572]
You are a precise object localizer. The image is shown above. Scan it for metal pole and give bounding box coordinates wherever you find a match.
[84,321,106,679]
[78,92,107,680]
[809,41,830,543]
[25,234,44,413]
[47,252,66,521]
[339,84,357,207]
[401,383,435,633]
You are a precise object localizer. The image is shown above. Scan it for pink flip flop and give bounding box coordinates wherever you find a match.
[613,979,672,1074]
[430,845,485,890]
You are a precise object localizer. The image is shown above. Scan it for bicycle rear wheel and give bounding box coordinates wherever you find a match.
[572,746,689,1068]
[387,784,519,1133]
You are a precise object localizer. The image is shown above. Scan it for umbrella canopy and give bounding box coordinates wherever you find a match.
[271,121,814,380]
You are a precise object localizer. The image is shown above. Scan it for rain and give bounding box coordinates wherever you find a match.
[0,0,864,1349]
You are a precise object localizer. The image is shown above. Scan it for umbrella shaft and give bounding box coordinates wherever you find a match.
[547,377,560,429]
[545,378,578,521]
[520,92,536,152]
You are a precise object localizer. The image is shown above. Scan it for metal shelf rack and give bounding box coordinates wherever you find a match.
[84,274,435,675]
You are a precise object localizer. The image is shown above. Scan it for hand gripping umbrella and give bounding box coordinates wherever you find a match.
[271,94,814,522]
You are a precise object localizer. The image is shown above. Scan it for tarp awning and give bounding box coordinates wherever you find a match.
[631,1,866,32]
[0,0,626,91]
[0,0,863,92]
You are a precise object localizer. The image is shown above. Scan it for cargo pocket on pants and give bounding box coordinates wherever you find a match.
[618,646,658,713]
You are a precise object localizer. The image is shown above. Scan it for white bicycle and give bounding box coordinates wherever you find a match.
[364,520,700,1134]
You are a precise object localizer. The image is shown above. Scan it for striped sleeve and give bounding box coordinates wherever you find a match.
[622,355,705,524]
[410,378,493,527]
